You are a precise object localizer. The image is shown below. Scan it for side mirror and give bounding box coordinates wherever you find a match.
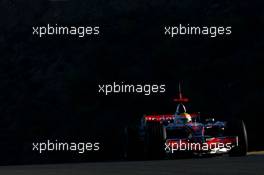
[205,118,215,123]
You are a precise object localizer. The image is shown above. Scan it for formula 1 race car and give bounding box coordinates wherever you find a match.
[124,84,248,159]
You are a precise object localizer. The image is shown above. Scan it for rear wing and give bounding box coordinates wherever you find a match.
[144,115,174,121]
[144,113,201,121]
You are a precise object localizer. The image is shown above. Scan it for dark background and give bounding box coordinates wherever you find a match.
[0,0,263,164]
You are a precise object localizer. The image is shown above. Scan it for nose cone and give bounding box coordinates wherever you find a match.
[176,103,187,114]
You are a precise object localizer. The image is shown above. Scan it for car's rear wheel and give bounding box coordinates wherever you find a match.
[144,121,166,159]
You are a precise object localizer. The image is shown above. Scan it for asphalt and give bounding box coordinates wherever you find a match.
[0,152,264,175]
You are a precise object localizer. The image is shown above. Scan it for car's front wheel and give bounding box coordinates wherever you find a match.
[226,119,248,156]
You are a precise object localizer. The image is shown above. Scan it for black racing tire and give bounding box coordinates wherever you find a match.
[225,120,248,156]
[144,121,166,159]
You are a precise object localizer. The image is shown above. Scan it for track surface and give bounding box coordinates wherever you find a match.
[0,153,264,175]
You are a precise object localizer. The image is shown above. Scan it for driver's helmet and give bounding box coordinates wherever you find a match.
[175,112,192,124]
